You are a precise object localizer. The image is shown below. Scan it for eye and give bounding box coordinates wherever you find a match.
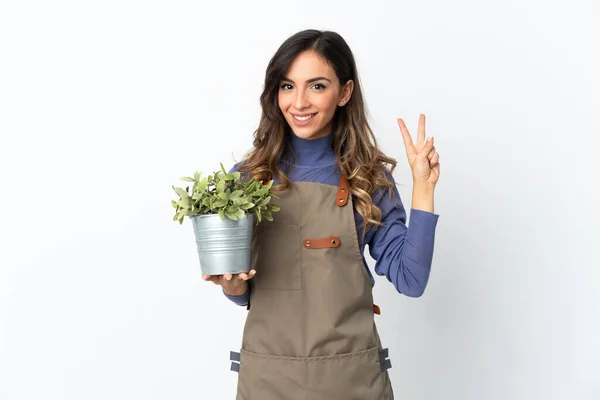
[279,83,327,90]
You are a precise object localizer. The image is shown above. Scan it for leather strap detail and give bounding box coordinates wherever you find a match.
[336,174,349,207]
[373,304,381,315]
[303,237,341,249]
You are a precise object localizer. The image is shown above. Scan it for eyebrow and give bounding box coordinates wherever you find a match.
[281,76,332,84]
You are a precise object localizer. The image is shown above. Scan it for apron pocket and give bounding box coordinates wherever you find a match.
[253,223,302,290]
[237,349,307,400]
[307,346,385,400]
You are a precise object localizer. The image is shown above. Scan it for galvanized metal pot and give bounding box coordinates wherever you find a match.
[190,213,254,275]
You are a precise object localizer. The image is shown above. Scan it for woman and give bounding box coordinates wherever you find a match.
[202,29,440,400]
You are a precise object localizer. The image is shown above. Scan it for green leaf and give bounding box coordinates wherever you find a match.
[225,206,239,214]
[255,208,261,222]
[231,197,248,207]
[258,196,271,206]
[177,198,189,208]
[218,208,225,220]
[218,192,230,201]
[180,177,195,182]
[216,179,226,193]
[235,209,245,220]
[175,188,190,200]
[226,211,238,221]
[240,202,255,210]
[194,171,200,181]
[213,199,228,208]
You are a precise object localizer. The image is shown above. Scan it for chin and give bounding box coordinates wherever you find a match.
[289,128,322,140]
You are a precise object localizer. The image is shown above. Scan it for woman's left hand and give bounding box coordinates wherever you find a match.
[397,113,440,186]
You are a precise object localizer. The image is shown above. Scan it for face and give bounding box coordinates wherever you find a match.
[278,50,353,140]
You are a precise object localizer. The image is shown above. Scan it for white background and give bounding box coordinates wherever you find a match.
[1,0,599,399]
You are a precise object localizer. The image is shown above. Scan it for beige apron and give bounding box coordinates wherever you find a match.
[230,174,394,400]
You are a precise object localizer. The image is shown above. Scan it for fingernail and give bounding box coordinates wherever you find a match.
[427,136,433,142]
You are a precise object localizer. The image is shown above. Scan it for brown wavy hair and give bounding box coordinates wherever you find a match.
[237,29,398,242]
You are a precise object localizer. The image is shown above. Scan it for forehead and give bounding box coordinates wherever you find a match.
[285,50,336,80]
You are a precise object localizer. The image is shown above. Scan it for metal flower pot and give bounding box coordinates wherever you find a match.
[190,213,254,275]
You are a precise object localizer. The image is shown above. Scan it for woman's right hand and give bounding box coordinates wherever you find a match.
[202,269,256,296]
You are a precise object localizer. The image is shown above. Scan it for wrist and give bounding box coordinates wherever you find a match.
[223,281,248,296]
[413,180,436,191]
[412,181,435,213]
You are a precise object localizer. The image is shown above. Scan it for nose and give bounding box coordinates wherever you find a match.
[294,89,310,109]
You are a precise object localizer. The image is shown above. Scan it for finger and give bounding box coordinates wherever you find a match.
[224,273,233,281]
[203,274,219,284]
[238,272,249,280]
[419,135,434,154]
[427,146,436,160]
[430,152,439,166]
[417,114,426,148]
[397,118,416,155]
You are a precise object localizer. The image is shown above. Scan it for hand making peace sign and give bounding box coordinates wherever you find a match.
[397,114,440,186]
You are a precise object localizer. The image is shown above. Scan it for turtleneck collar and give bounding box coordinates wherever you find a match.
[282,125,337,168]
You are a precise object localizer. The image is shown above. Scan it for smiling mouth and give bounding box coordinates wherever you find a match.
[292,113,316,121]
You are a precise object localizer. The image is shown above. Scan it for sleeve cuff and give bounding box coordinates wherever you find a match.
[222,287,250,306]
[407,208,439,244]
[410,208,440,221]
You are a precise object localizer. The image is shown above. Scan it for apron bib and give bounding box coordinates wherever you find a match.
[230,174,394,400]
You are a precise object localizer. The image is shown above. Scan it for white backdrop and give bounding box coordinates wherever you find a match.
[1,0,598,399]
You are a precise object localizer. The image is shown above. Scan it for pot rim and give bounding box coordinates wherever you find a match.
[190,213,255,219]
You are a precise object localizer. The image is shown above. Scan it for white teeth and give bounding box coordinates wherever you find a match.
[294,114,315,121]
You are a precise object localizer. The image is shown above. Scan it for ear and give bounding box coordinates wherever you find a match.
[338,80,354,105]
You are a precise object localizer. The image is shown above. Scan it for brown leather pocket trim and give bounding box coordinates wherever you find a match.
[303,237,340,249]
[336,175,349,207]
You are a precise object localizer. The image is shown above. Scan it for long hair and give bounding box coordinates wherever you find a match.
[237,29,398,243]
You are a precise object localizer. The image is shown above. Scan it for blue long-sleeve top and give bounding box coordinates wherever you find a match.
[222,127,439,305]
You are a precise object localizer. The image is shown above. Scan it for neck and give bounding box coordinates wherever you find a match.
[283,126,337,167]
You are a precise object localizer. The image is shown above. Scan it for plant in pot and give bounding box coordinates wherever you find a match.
[171,163,280,276]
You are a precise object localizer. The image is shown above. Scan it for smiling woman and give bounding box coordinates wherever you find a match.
[206,28,440,400]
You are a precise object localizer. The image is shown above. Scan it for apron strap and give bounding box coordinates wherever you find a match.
[336,174,349,206]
